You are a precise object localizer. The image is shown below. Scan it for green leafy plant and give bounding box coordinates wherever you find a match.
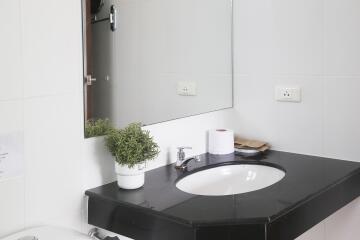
[105,123,160,168]
[85,118,113,138]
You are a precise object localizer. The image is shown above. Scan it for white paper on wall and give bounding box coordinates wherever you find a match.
[0,132,24,182]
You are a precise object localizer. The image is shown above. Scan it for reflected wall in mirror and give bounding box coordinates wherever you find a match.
[83,0,233,137]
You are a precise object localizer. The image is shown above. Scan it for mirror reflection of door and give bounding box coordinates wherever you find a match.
[83,0,115,122]
[83,0,92,120]
[83,0,106,120]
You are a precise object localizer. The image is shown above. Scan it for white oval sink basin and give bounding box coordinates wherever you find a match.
[176,164,285,196]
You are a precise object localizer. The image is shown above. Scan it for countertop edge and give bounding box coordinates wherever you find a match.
[267,168,360,240]
[268,166,360,223]
[85,189,271,227]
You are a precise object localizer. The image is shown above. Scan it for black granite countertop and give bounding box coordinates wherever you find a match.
[85,151,360,240]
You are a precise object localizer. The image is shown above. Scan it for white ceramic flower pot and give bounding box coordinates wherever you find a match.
[114,162,146,189]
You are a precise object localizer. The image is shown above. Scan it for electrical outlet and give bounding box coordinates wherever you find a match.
[275,86,301,102]
[177,81,197,96]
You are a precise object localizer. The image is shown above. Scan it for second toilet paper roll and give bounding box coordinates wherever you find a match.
[208,129,234,155]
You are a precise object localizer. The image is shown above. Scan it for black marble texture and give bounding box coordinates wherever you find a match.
[85,151,360,240]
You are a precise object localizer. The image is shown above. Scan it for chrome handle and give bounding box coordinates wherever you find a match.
[177,146,192,158]
[86,74,97,86]
[177,146,192,164]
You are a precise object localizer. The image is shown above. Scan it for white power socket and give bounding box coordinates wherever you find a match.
[177,81,197,96]
[275,86,301,102]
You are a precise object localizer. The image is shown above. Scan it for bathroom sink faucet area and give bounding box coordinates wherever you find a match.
[175,146,201,170]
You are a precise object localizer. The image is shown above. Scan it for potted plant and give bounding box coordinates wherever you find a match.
[105,123,160,189]
[85,118,112,138]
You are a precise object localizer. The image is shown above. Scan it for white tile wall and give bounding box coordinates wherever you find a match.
[0,0,23,101]
[271,0,324,76]
[234,74,324,156]
[234,0,360,239]
[0,100,24,236]
[0,178,25,236]
[272,76,323,155]
[21,0,83,97]
[24,95,83,228]
[323,77,360,161]
[0,0,25,219]
[0,0,84,237]
[233,0,273,75]
[0,101,24,135]
[324,0,360,76]
[234,0,360,160]
[82,137,116,191]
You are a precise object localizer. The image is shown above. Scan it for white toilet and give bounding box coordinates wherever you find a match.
[2,226,91,240]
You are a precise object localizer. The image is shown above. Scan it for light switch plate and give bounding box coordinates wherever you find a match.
[177,81,197,96]
[275,86,301,102]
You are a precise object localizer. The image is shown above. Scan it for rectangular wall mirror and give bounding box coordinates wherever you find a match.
[82,0,233,137]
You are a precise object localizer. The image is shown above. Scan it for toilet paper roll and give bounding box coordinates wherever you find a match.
[208,129,234,155]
